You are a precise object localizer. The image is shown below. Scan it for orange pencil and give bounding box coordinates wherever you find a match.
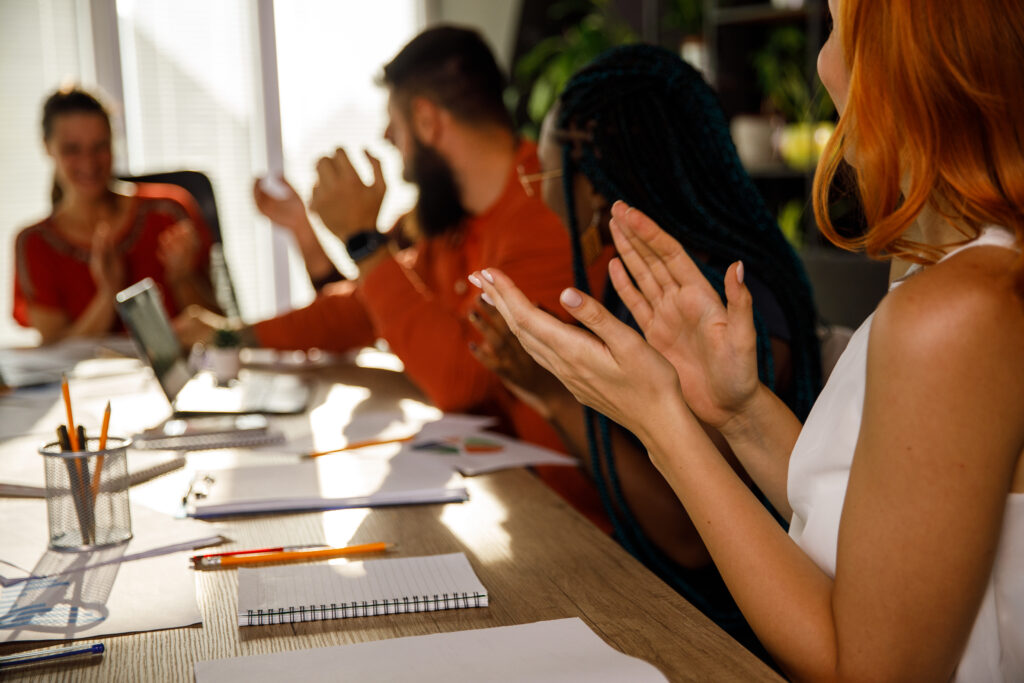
[61,374,80,452]
[305,436,413,459]
[193,542,393,568]
[91,401,111,497]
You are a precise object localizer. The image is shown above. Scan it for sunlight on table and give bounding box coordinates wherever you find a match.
[440,483,511,564]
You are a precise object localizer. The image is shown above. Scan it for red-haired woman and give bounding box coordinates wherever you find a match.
[13,88,219,344]
[470,0,1024,679]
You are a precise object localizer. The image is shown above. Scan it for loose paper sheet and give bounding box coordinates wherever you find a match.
[0,499,221,584]
[196,617,668,682]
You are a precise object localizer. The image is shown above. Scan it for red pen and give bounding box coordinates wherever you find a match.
[189,544,327,566]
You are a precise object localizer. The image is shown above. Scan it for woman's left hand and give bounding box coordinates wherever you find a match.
[158,220,202,283]
[469,268,691,441]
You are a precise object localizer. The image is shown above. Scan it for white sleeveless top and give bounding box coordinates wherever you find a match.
[787,227,1023,682]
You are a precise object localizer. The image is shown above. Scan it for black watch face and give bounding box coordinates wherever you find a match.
[348,230,385,262]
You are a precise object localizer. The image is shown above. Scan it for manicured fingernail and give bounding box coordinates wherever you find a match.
[560,288,582,308]
[736,261,745,285]
[481,269,494,284]
[468,273,482,288]
[481,292,495,305]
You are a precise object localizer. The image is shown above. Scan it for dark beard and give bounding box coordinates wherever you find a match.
[410,138,468,237]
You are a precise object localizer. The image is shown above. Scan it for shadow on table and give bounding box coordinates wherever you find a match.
[0,543,126,641]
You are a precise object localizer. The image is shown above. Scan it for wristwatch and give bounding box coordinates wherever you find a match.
[345,229,389,263]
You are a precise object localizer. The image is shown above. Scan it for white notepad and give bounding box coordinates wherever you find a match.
[236,552,488,627]
[185,451,468,517]
[197,617,668,682]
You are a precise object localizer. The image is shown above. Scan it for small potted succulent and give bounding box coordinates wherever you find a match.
[207,328,241,384]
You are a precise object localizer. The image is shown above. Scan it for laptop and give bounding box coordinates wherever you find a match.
[115,278,310,415]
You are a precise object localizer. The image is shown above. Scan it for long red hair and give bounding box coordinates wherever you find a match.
[813,0,1024,285]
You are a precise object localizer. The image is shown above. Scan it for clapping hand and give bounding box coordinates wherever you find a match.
[605,201,759,431]
[309,148,386,241]
[467,296,567,421]
[253,176,307,230]
[468,268,687,442]
[157,219,202,284]
[89,221,125,294]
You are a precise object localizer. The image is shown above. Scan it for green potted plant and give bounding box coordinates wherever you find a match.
[509,0,636,138]
[663,0,707,73]
[752,26,836,169]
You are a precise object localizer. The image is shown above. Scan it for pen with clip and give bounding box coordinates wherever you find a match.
[0,642,105,669]
[192,542,393,568]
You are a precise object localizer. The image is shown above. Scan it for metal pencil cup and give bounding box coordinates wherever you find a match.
[39,437,133,551]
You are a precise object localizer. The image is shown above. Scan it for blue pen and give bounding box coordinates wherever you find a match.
[0,642,104,669]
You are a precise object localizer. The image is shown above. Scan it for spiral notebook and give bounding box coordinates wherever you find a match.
[237,553,488,627]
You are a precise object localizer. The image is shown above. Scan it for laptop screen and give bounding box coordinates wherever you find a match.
[115,278,192,401]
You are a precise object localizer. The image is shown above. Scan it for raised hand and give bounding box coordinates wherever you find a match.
[309,148,386,241]
[253,176,308,231]
[89,221,125,294]
[606,201,760,430]
[157,219,202,284]
[467,296,567,420]
[469,268,692,442]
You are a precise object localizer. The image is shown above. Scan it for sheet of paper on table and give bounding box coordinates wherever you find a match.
[409,428,577,476]
[195,617,668,682]
[256,411,497,457]
[0,547,202,643]
[0,499,222,585]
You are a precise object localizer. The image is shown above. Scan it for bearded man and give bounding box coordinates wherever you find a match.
[179,26,573,434]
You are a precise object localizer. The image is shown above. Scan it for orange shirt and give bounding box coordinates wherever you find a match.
[254,141,574,419]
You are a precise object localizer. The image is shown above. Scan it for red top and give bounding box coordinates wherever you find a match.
[13,183,214,330]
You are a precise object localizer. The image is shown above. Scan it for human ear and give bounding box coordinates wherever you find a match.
[410,97,441,145]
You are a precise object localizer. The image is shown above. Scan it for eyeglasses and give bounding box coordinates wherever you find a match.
[517,165,563,197]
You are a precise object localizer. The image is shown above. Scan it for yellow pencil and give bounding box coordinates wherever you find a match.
[91,401,111,497]
[194,542,392,568]
[61,373,79,452]
[305,436,413,458]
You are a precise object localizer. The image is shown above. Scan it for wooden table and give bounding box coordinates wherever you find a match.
[0,355,781,682]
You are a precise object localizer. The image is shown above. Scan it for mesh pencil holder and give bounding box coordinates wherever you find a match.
[39,437,133,551]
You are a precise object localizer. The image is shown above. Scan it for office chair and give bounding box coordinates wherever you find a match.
[118,170,241,320]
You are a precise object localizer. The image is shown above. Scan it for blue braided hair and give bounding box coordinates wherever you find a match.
[555,44,822,629]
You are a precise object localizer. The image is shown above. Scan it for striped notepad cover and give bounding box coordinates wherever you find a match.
[237,552,488,627]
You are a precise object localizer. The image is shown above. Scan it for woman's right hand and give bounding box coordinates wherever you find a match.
[89,221,124,294]
[606,201,761,431]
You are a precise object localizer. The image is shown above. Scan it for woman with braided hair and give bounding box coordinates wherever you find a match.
[468,43,820,653]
